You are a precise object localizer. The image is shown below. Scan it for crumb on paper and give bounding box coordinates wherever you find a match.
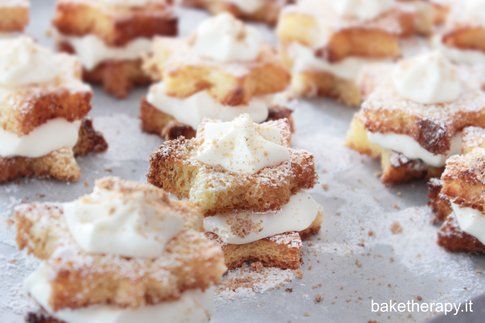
[390,221,403,234]
[355,259,362,268]
[314,294,323,303]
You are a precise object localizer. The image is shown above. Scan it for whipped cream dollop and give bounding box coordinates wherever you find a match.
[204,192,321,244]
[367,132,462,167]
[63,183,184,258]
[332,0,394,20]
[147,82,269,129]
[0,37,63,86]
[392,51,462,104]
[196,114,290,174]
[55,32,152,71]
[193,13,263,63]
[0,119,81,158]
[452,203,485,245]
[25,263,213,323]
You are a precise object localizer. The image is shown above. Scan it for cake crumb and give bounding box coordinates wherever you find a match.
[314,294,323,303]
[416,295,423,301]
[390,221,403,234]
[321,183,329,191]
[355,259,362,268]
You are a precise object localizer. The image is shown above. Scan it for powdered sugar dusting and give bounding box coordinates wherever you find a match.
[216,265,297,300]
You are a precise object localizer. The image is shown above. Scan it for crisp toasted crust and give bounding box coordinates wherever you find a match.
[346,115,442,184]
[83,59,150,99]
[443,27,485,53]
[0,1,29,32]
[0,87,92,136]
[437,213,485,254]
[72,118,108,156]
[209,211,322,269]
[14,179,226,310]
[140,98,294,140]
[182,0,291,25]
[0,148,80,183]
[53,0,177,46]
[211,232,302,270]
[26,312,61,323]
[361,80,485,155]
[148,119,316,215]
[286,69,362,107]
[380,150,442,184]
[59,42,151,99]
[143,38,290,106]
[427,178,452,224]
[0,119,107,183]
[277,3,425,62]
[439,127,485,211]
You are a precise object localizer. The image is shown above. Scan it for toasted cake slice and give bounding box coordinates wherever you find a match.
[427,127,485,253]
[58,42,151,99]
[0,37,107,183]
[0,119,107,183]
[346,59,485,184]
[148,118,316,215]
[53,0,177,98]
[53,0,177,47]
[140,98,294,140]
[0,0,29,32]
[143,37,290,106]
[346,114,445,184]
[181,0,291,25]
[277,0,428,63]
[208,210,323,269]
[441,2,485,52]
[13,177,226,311]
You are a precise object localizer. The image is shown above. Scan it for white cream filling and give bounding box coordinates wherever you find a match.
[146,82,269,129]
[55,31,152,71]
[367,131,462,167]
[203,192,321,245]
[25,263,213,323]
[0,118,81,158]
[224,0,264,13]
[452,203,485,245]
[287,43,384,82]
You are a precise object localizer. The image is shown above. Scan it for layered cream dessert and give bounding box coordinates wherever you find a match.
[52,0,178,98]
[141,13,292,140]
[433,0,485,87]
[14,177,226,322]
[346,50,485,184]
[428,127,485,253]
[148,114,323,269]
[277,0,434,106]
[0,36,107,183]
